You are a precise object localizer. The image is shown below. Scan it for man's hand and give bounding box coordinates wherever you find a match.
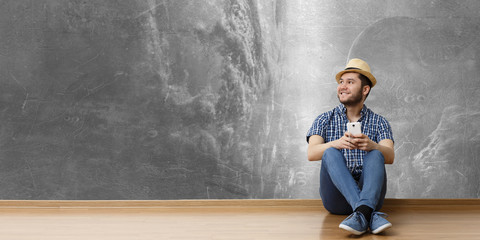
[330,132,359,150]
[350,133,377,151]
[332,133,377,151]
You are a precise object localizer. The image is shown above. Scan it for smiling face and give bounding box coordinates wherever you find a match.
[337,72,368,106]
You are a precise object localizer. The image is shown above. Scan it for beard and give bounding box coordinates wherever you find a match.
[338,88,363,106]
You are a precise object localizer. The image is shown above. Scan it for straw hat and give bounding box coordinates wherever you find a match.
[335,58,377,87]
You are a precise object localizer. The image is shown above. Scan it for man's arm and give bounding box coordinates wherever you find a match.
[307,133,358,161]
[308,134,395,164]
[307,135,327,161]
[371,139,395,164]
[351,134,394,164]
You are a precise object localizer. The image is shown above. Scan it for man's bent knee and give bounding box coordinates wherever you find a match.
[321,148,343,167]
[365,149,384,163]
[368,149,383,157]
[322,147,342,159]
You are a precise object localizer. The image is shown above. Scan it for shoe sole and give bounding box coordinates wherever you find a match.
[371,222,392,234]
[339,223,366,235]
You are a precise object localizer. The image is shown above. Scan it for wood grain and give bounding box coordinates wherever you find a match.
[0,199,478,239]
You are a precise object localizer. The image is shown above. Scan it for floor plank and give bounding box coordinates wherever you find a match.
[0,200,478,239]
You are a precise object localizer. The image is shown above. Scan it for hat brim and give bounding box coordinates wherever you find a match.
[336,69,377,87]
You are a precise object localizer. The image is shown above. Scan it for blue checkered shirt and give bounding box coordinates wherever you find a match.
[306,104,393,178]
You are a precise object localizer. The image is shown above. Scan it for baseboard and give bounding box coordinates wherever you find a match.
[383,198,480,206]
[0,199,478,209]
[0,199,322,209]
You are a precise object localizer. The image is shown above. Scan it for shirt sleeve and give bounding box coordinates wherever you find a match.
[306,113,329,143]
[377,117,394,143]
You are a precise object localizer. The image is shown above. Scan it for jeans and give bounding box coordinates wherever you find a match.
[320,148,387,215]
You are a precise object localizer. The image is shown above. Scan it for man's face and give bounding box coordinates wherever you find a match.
[337,72,364,106]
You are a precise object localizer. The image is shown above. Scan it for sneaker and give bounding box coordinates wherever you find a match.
[370,212,392,234]
[339,211,368,235]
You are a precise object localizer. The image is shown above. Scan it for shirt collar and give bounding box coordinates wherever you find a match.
[360,104,368,119]
[336,104,369,120]
[337,104,347,114]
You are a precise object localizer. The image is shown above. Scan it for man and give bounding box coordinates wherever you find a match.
[306,58,394,235]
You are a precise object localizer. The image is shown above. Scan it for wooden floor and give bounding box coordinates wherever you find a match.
[0,199,479,239]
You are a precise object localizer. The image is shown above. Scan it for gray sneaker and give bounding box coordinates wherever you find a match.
[339,211,368,235]
[370,212,392,234]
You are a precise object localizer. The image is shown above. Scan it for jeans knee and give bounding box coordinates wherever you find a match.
[369,149,382,157]
[322,147,341,160]
[365,150,384,163]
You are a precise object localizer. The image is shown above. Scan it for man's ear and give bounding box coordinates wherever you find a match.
[363,85,371,96]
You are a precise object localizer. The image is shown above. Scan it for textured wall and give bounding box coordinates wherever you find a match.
[0,0,287,199]
[0,1,478,199]
[290,1,480,198]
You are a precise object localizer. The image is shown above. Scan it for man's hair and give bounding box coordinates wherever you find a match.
[358,73,372,100]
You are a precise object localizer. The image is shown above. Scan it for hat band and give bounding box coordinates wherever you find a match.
[345,67,361,70]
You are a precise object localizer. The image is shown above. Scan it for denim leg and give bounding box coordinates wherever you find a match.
[320,161,352,214]
[320,148,361,213]
[355,150,386,210]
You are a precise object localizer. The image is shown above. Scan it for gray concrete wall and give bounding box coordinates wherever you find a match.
[0,0,477,199]
[289,1,480,198]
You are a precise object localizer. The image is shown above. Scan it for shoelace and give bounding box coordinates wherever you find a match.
[351,212,368,227]
[371,212,390,226]
[373,212,389,218]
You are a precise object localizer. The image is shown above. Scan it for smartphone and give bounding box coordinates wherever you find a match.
[347,122,362,135]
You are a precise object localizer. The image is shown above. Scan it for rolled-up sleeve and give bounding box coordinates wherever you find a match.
[306,114,328,143]
[377,117,394,143]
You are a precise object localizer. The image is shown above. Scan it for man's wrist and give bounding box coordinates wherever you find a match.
[327,141,337,149]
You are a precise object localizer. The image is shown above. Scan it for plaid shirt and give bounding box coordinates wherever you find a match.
[306,104,393,179]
